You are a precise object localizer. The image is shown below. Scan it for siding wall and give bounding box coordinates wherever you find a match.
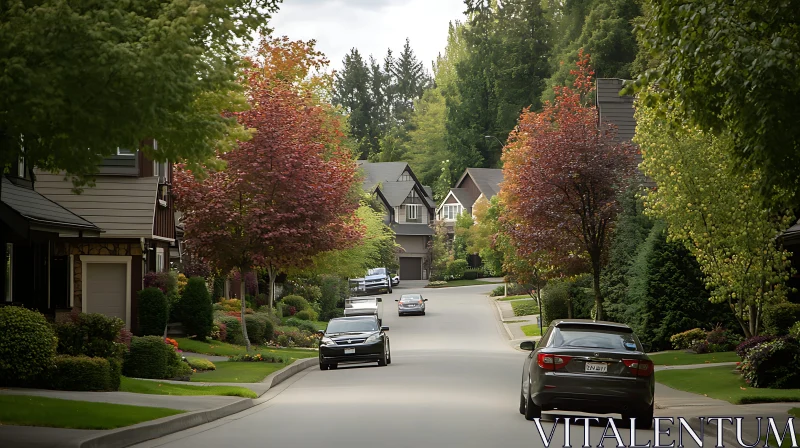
[396,235,428,254]
[34,171,158,238]
[457,175,481,203]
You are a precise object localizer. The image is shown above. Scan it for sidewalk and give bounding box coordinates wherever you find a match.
[0,357,317,448]
[493,297,541,342]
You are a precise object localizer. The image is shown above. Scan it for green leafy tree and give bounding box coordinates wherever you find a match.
[466,195,505,276]
[453,212,474,262]
[0,0,278,182]
[635,98,795,337]
[632,0,800,204]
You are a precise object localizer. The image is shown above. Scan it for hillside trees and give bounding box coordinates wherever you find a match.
[174,37,363,350]
[500,52,638,320]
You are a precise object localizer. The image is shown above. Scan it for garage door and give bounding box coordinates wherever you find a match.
[399,257,422,280]
[86,263,127,323]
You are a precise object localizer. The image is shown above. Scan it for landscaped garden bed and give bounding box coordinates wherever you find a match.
[189,362,286,383]
[175,338,317,360]
[655,365,800,404]
[0,395,183,429]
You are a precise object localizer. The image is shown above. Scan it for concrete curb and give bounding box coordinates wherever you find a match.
[491,297,515,340]
[76,358,317,448]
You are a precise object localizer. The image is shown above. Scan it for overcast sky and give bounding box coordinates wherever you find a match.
[268,0,467,74]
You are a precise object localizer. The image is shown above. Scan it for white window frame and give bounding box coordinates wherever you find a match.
[406,204,420,221]
[81,256,132,330]
[443,204,461,221]
[4,243,12,302]
[156,248,165,273]
[116,147,136,157]
[398,171,412,182]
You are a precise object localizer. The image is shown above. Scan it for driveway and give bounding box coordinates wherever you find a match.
[132,284,783,448]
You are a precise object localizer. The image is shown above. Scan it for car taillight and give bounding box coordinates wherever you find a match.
[623,359,653,377]
[537,353,572,370]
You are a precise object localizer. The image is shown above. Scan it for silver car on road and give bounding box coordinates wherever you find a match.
[395,294,427,316]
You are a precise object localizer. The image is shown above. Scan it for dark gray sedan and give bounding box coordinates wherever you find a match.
[395,294,427,316]
[317,316,390,370]
[519,319,654,428]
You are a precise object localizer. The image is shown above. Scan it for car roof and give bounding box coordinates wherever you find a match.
[552,319,633,333]
[329,315,378,322]
[400,294,421,298]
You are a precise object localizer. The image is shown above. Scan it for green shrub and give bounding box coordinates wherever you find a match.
[187,358,216,371]
[489,285,506,297]
[180,277,214,340]
[281,295,310,311]
[244,314,266,344]
[44,355,114,391]
[512,301,539,317]
[463,268,482,280]
[0,306,58,385]
[741,337,800,389]
[54,312,126,359]
[138,287,168,336]
[123,336,174,379]
[670,328,708,350]
[445,259,469,280]
[294,309,318,321]
[318,275,348,321]
[217,316,244,345]
[285,317,318,333]
[790,322,800,339]
[166,351,192,379]
[762,302,800,336]
[542,282,569,326]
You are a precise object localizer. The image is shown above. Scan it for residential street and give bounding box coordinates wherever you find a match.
[129,283,778,448]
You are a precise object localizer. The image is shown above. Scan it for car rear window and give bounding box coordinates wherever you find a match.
[326,319,378,333]
[551,328,640,351]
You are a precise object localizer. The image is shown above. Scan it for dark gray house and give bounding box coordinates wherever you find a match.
[436,168,504,236]
[358,161,435,280]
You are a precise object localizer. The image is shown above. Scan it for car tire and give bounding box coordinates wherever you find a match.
[421,311,426,316]
[329,363,338,370]
[387,342,392,365]
[519,393,526,415]
[524,390,541,420]
[319,363,328,371]
[388,284,393,294]
[625,404,654,430]
[378,343,388,366]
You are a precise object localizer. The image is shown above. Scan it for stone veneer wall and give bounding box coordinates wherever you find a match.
[53,242,143,311]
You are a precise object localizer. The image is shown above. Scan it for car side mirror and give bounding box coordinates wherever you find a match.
[376,298,382,302]
[381,326,389,332]
[519,341,535,351]
[395,299,399,302]
[423,299,428,302]
[641,342,652,352]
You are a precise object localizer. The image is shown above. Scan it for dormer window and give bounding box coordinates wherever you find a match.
[399,171,412,182]
[117,147,136,157]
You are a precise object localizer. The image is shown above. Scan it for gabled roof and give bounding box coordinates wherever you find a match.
[1,176,101,235]
[357,161,410,191]
[436,188,472,212]
[455,168,504,201]
[380,181,417,207]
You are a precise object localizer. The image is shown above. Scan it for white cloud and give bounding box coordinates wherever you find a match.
[268,0,467,74]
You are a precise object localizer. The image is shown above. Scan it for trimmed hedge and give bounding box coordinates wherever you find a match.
[244,313,275,344]
[294,309,318,321]
[445,259,469,280]
[542,282,569,326]
[45,355,115,391]
[54,312,125,359]
[281,295,310,311]
[762,302,800,336]
[670,328,707,350]
[463,268,482,280]
[123,336,173,379]
[187,358,216,371]
[217,316,244,345]
[138,287,168,336]
[0,306,58,385]
[181,277,214,340]
[741,336,800,389]
[285,317,318,333]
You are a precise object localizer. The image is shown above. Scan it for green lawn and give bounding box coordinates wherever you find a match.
[520,324,542,336]
[426,279,495,288]
[656,365,800,404]
[497,294,532,301]
[0,395,183,429]
[176,338,317,359]
[120,377,257,398]
[511,300,538,316]
[190,361,286,383]
[648,350,740,366]
[768,408,800,448]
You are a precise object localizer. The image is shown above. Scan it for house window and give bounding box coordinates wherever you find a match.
[117,147,136,157]
[4,243,12,302]
[399,171,412,182]
[154,160,168,182]
[406,204,420,222]
[156,248,165,273]
[443,204,462,221]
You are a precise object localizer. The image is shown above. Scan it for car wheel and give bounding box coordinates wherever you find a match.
[524,390,541,420]
[421,311,426,316]
[625,404,654,430]
[378,343,388,366]
[519,393,526,415]
[386,342,392,365]
[388,285,393,293]
[319,362,328,371]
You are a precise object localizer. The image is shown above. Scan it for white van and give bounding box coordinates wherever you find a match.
[343,297,384,325]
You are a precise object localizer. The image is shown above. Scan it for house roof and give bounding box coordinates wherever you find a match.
[423,186,433,198]
[1,176,101,234]
[780,219,800,246]
[391,223,434,236]
[456,168,504,201]
[357,161,410,191]
[380,181,417,207]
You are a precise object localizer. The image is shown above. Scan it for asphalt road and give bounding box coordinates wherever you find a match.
[133,283,718,448]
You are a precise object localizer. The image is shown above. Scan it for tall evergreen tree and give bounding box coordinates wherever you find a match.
[333,49,378,159]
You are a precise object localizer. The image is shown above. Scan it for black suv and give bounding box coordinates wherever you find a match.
[317,316,391,370]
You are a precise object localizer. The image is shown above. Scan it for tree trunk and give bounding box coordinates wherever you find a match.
[240,270,251,352]
[748,303,758,338]
[592,264,603,321]
[267,264,276,310]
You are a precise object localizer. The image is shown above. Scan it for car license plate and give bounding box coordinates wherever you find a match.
[344,348,355,354]
[585,362,607,373]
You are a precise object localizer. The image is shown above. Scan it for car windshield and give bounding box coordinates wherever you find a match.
[551,328,640,351]
[367,268,386,276]
[400,295,421,301]
[326,319,378,334]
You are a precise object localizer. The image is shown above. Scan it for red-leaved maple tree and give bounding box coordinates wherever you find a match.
[499,50,638,321]
[174,37,362,349]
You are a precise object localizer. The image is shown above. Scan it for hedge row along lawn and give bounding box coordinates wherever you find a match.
[425,279,495,288]
[655,365,800,404]
[0,395,183,429]
[175,338,317,359]
[280,318,328,331]
[648,350,740,366]
[120,377,257,398]
[520,324,542,337]
[496,294,532,301]
[511,300,538,317]
[190,361,286,383]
